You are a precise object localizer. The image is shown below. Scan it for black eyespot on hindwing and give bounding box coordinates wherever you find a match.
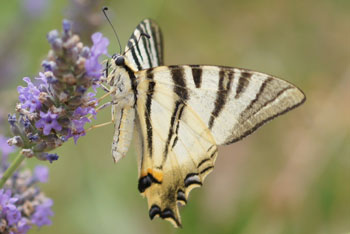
[149,205,161,220]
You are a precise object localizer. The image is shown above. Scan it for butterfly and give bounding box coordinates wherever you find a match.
[102,18,305,227]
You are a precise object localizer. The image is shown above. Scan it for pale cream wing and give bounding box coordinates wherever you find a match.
[141,65,306,145]
[134,65,305,227]
[134,68,219,227]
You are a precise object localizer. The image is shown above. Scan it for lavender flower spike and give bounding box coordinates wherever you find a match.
[8,19,109,164]
[0,155,54,233]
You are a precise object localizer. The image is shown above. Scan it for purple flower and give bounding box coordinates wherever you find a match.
[0,135,15,157]
[0,189,16,207]
[17,77,41,112]
[17,218,31,233]
[85,57,102,79]
[0,159,54,232]
[90,33,109,56]
[35,111,62,135]
[33,165,49,183]
[85,32,109,79]
[6,207,22,226]
[35,72,49,90]
[74,106,96,117]
[0,189,22,226]
[45,153,59,163]
[70,117,90,143]
[31,199,54,227]
[22,0,50,17]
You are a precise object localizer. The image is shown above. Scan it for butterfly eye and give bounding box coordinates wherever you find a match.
[115,56,125,66]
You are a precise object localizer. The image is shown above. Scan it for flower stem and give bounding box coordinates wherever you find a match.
[0,151,25,188]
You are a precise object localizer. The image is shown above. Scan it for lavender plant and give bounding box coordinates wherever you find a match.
[0,154,53,233]
[0,19,110,233]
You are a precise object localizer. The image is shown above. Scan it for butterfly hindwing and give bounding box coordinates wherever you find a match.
[134,65,305,226]
[135,67,218,227]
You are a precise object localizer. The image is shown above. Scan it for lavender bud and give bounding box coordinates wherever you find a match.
[9,121,22,136]
[46,75,58,84]
[59,128,70,136]
[47,30,59,44]
[52,38,63,51]
[32,141,47,152]
[16,104,37,121]
[42,60,56,72]
[75,57,86,71]
[76,42,83,51]
[7,136,24,148]
[62,73,76,85]
[0,219,6,233]
[21,149,35,158]
[28,133,39,142]
[76,86,87,94]
[81,46,90,58]
[58,92,68,102]
[63,35,80,50]
[62,19,72,33]
[8,114,16,126]
[36,153,58,163]
[23,119,31,130]
[71,47,79,61]
[38,92,49,103]
[46,153,59,163]
[67,96,83,107]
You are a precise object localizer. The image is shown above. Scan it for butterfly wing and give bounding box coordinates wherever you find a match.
[134,65,305,227]
[124,18,164,70]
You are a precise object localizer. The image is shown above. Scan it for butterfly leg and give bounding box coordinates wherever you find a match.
[85,100,119,131]
[85,121,113,131]
[100,83,110,93]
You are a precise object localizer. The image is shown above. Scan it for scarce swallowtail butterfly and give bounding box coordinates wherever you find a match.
[102,17,306,227]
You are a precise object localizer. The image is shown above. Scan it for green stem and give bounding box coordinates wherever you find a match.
[0,151,25,188]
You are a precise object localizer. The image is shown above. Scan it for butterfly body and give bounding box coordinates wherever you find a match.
[107,54,136,163]
[104,19,305,227]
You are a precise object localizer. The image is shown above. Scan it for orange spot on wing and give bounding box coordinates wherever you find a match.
[141,170,148,178]
[147,168,163,182]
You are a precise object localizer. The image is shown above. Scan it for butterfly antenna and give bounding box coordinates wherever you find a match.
[123,32,151,55]
[102,7,122,54]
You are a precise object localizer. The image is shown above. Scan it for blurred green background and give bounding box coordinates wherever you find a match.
[1,0,350,233]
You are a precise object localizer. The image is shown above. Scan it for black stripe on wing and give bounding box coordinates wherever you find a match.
[145,68,155,156]
[163,66,188,163]
[208,68,234,129]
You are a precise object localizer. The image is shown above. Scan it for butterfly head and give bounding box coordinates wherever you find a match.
[112,54,125,67]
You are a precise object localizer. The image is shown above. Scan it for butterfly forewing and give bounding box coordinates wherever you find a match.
[124,19,164,71]
[134,65,305,227]
[139,65,305,145]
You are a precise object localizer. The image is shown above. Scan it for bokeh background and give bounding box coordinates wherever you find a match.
[1,0,350,233]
